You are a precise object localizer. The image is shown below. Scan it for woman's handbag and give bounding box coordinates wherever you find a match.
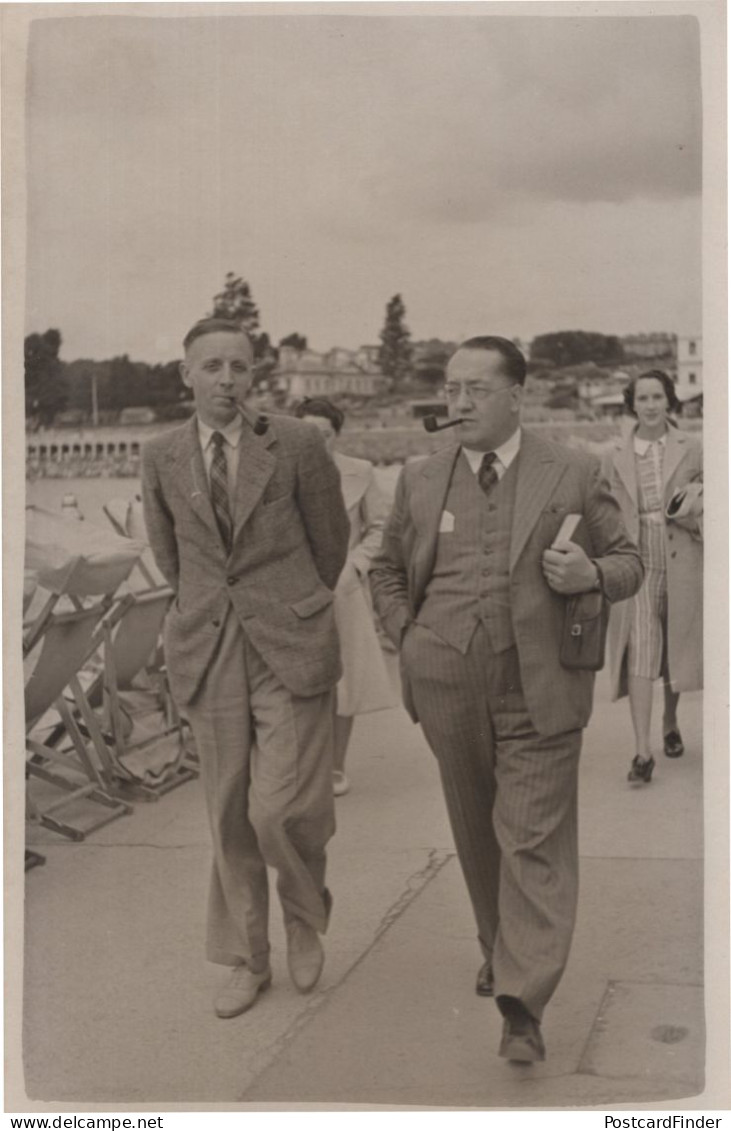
[666,480,703,540]
[559,589,609,671]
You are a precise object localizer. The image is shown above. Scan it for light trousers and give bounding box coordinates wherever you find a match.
[186,609,336,969]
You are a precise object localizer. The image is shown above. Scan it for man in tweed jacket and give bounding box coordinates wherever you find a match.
[370,337,642,1063]
[142,319,349,1018]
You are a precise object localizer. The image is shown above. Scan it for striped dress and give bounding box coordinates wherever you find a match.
[627,437,667,679]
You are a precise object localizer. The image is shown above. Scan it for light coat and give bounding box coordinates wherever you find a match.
[332,452,398,715]
[141,414,350,706]
[603,425,703,699]
[370,429,644,739]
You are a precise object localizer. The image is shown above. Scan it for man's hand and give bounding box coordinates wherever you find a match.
[541,539,599,595]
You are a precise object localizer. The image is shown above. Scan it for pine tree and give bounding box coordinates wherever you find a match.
[210,272,277,360]
[211,272,260,334]
[378,294,413,387]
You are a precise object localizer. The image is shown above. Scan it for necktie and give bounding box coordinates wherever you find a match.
[210,431,233,552]
[478,451,499,497]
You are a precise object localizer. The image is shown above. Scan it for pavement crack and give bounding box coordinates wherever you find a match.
[28,841,208,851]
[238,847,455,1102]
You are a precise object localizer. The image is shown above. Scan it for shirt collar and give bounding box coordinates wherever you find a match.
[197,414,244,451]
[633,431,667,456]
[462,427,522,476]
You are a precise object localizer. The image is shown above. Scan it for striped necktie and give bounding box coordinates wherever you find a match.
[478,451,499,497]
[210,431,233,553]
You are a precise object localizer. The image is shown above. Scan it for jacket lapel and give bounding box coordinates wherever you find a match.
[172,417,220,541]
[661,427,689,500]
[414,444,461,536]
[612,434,639,510]
[412,444,461,604]
[335,453,369,513]
[232,424,277,541]
[509,430,567,571]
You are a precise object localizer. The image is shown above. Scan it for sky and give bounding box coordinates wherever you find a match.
[24,9,703,363]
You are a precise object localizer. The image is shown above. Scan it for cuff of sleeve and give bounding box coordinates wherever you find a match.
[590,560,605,595]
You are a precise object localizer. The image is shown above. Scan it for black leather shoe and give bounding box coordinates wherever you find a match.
[663,730,685,758]
[497,1001,546,1063]
[476,961,494,997]
[628,755,655,783]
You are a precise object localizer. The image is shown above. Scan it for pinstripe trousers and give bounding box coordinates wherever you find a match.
[402,620,581,1021]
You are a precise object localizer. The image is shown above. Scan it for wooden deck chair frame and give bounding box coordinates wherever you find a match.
[102,500,159,588]
[25,602,133,841]
[95,586,198,801]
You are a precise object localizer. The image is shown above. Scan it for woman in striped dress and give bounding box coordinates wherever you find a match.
[604,371,703,784]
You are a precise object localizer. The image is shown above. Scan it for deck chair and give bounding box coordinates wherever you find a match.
[25,603,133,841]
[103,496,167,589]
[80,586,198,801]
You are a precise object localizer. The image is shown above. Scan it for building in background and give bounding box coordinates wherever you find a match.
[675,335,703,416]
[275,345,386,401]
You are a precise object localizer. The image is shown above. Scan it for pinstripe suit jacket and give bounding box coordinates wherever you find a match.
[141,414,349,706]
[369,429,644,738]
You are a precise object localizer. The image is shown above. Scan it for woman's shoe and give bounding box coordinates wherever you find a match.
[333,771,350,797]
[628,755,655,784]
[663,729,685,758]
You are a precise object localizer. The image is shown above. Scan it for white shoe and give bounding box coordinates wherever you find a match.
[214,964,271,1018]
[286,918,325,993]
[333,771,350,796]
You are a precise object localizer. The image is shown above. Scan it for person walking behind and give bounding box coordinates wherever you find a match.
[604,369,703,784]
[295,398,398,796]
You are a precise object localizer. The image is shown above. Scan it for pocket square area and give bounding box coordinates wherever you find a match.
[439,510,456,533]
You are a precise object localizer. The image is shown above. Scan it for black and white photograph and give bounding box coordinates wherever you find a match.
[5,0,728,1116]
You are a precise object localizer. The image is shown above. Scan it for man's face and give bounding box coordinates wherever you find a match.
[180,331,254,428]
[443,348,522,451]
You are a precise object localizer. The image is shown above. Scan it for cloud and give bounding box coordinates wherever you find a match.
[301,16,701,231]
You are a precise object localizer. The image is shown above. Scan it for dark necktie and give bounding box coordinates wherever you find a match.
[478,451,499,497]
[210,431,233,552]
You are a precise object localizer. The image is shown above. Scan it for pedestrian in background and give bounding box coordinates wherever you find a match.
[603,369,703,784]
[295,397,398,797]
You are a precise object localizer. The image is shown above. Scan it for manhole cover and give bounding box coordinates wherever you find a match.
[651,1025,689,1045]
[580,982,703,1086]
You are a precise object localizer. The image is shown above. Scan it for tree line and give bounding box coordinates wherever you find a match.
[26,271,634,427]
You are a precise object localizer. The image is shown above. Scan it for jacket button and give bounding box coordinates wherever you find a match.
[226,576,237,586]
[671,551,677,559]
[212,620,221,628]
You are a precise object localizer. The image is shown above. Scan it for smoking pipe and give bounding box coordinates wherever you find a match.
[236,403,270,435]
[423,415,465,433]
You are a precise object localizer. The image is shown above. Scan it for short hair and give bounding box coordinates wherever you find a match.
[456,336,527,386]
[183,318,252,353]
[293,397,345,435]
[623,369,681,417]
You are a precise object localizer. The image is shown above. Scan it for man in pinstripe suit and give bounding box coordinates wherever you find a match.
[370,337,642,1062]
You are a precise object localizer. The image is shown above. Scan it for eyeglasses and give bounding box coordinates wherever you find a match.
[442,383,513,403]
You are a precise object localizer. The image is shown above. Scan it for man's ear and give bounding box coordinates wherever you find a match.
[180,359,191,389]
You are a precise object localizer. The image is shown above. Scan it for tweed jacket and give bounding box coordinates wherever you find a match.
[603,425,703,699]
[369,429,644,738]
[141,414,349,706]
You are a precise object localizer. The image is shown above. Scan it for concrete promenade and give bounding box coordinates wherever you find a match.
[18,666,718,1111]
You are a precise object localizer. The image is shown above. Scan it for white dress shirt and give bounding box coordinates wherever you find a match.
[462,426,522,480]
[197,415,243,500]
